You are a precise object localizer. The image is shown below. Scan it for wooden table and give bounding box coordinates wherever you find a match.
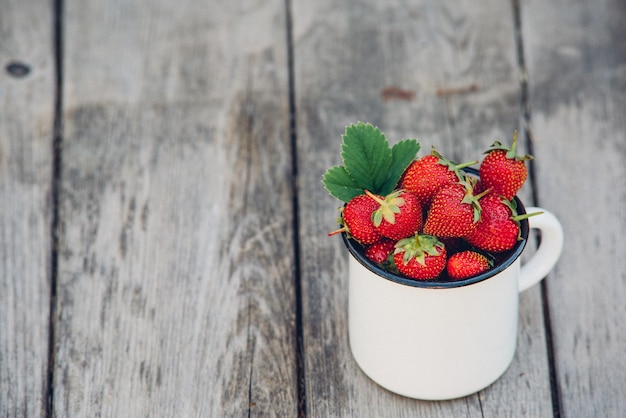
[2,0,624,416]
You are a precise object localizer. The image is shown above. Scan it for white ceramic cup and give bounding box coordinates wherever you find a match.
[345,198,563,401]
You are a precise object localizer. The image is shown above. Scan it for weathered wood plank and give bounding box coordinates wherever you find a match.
[0,1,54,416]
[54,1,297,416]
[293,0,552,415]
[522,0,626,416]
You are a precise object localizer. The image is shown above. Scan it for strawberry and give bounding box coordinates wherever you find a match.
[465,194,542,252]
[393,234,447,280]
[446,250,492,280]
[365,238,396,264]
[423,179,489,238]
[365,190,423,240]
[328,194,381,245]
[479,132,533,200]
[400,148,477,206]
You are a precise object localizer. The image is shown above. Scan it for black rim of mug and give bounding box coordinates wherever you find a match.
[341,167,530,289]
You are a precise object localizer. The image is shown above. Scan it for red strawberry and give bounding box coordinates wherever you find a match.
[479,132,533,200]
[365,238,396,264]
[446,250,492,280]
[366,190,423,240]
[423,179,488,238]
[465,194,542,252]
[328,194,381,245]
[393,234,447,280]
[400,148,477,206]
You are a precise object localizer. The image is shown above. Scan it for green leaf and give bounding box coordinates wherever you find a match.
[322,165,364,202]
[322,123,422,203]
[341,123,392,193]
[378,139,420,195]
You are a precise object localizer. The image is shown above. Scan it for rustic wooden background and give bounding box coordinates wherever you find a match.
[1,0,624,416]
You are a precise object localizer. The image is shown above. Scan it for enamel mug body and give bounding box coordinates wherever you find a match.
[346,205,563,400]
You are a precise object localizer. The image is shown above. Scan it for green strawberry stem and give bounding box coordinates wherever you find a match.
[327,227,344,237]
[432,147,478,169]
[431,147,478,182]
[501,196,543,222]
[455,160,479,171]
[512,210,543,222]
[501,197,543,239]
[510,210,543,240]
[485,131,533,161]
[473,188,492,201]
[507,131,519,159]
[327,211,347,236]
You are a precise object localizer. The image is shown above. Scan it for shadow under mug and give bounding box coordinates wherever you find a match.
[344,193,564,400]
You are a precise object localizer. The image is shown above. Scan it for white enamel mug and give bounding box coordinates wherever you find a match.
[345,198,563,401]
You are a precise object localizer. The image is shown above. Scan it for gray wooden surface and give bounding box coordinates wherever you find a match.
[523,1,626,416]
[1,0,624,417]
[1,1,54,417]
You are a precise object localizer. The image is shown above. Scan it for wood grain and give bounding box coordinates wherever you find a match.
[54,0,297,415]
[293,0,551,415]
[0,1,54,416]
[3,0,622,415]
[522,0,626,415]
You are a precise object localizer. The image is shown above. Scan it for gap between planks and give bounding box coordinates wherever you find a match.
[512,0,562,416]
[284,0,308,416]
[46,0,64,416]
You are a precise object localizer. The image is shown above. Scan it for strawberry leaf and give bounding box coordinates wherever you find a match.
[322,165,364,202]
[378,139,420,195]
[322,123,421,203]
[341,123,392,193]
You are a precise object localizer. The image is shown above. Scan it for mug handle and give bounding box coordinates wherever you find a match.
[518,207,564,292]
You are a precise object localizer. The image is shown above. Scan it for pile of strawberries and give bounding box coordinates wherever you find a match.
[327,128,538,281]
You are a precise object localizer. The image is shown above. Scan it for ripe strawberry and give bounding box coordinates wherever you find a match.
[400,148,477,206]
[365,238,396,264]
[328,194,381,245]
[423,179,488,238]
[365,190,423,240]
[479,132,533,200]
[446,250,492,280]
[465,194,542,252]
[393,234,447,280]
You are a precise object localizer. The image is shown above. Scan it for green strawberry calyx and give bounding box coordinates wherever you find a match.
[484,131,534,161]
[365,189,405,226]
[500,197,544,239]
[431,147,478,181]
[394,234,443,266]
[501,196,544,222]
[459,177,491,223]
